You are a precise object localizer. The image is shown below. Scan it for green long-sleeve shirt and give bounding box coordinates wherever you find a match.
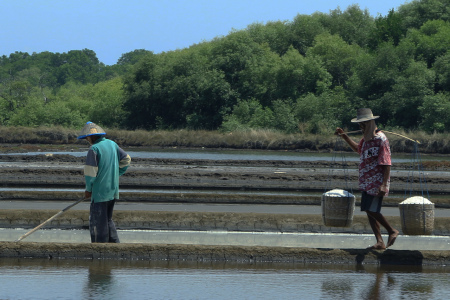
[84,137,131,203]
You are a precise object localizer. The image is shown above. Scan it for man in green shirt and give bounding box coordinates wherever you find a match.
[78,122,131,243]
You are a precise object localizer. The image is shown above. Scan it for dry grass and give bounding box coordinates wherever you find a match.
[384,129,450,154]
[0,126,448,154]
[0,126,77,144]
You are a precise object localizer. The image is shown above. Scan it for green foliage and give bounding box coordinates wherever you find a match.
[117,49,153,65]
[54,81,94,112]
[87,77,126,128]
[0,48,148,128]
[6,96,84,128]
[406,19,450,66]
[123,45,238,130]
[275,46,331,99]
[294,88,352,134]
[221,99,275,132]
[56,49,101,85]
[419,92,450,132]
[210,30,269,96]
[307,33,362,87]
[348,41,410,115]
[398,0,450,29]
[237,43,281,106]
[379,60,435,128]
[183,69,236,129]
[369,9,405,49]
[271,99,298,133]
[289,13,327,55]
[433,51,450,91]
[247,21,292,55]
[114,49,153,74]
[3,0,450,135]
[323,5,375,48]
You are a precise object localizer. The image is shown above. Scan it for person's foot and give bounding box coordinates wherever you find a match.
[387,230,399,248]
[367,242,386,250]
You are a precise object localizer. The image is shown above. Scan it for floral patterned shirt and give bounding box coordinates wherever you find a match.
[357,131,391,196]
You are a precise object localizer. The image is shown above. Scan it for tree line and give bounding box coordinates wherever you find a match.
[1,0,450,134]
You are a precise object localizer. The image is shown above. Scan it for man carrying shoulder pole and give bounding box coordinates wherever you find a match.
[78,121,131,243]
[335,108,399,250]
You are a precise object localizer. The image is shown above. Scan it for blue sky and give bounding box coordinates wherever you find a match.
[3,0,410,65]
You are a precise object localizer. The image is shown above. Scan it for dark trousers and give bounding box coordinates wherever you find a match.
[89,200,120,243]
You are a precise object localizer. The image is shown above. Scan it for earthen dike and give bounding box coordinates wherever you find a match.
[1,153,450,264]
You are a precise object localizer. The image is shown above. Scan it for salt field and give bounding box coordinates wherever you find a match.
[1,228,449,251]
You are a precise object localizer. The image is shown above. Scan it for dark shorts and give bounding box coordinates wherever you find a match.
[360,191,383,213]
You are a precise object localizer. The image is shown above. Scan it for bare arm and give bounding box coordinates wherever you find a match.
[378,165,391,197]
[335,128,358,153]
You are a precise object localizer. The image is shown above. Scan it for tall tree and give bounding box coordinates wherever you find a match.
[369,9,405,49]
[379,60,435,128]
[289,13,327,55]
[307,33,362,88]
[398,0,450,29]
[419,92,450,132]
[323,5,375,48]
[275,46,331,100]
[406,19,450,67]
[57,49,101,85]
[246,21,292,56]
[433,51,450,92]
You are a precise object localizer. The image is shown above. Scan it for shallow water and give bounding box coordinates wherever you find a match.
[0,186,318,197]
[5,148,445,163]
[0,258,450,300]
[2,229,449,251]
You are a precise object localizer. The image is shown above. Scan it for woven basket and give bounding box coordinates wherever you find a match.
[321,190,355,227]
[399,197,434,235]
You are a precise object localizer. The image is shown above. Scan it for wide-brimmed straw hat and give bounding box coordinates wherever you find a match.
[77,121,106,139]
[351,108,380,123]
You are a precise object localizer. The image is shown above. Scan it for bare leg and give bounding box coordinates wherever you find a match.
[366,212,386,249]
[366,211,399,248]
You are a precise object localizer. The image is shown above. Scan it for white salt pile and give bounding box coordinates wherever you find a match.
[400,196,433,205]
[323,189,354,197]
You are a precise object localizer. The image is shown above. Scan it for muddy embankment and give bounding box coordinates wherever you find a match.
[0,154,450,206]
[2,209,450,236]
[2,241,450,265]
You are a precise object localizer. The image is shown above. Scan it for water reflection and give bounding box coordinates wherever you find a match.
[321,270,354,299]
[319,264,439,300]
[1,258,450,300]
[358,265,395,300]
[362,271,390,299]
[358,264,440,300]
[84,261,115,300]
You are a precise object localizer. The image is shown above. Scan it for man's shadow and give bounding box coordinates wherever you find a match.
[343,248,425,265]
